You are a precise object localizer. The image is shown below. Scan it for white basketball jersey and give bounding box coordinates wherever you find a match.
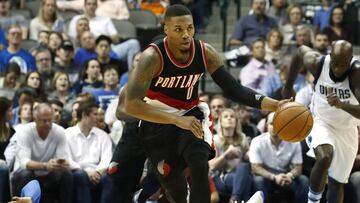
[311,55,360,129]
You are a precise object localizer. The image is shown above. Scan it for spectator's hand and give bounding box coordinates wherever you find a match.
[274,173,288,186]
[224,145,241,160]
[57,159,70,171]
[175,116,203,139]
[47,159,62,172]
[283,173,293,186]
[10,197,32,203]
[86,170,101,185]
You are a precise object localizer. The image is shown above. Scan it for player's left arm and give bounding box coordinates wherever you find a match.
[204,42,283,112]
[328,63,360,119]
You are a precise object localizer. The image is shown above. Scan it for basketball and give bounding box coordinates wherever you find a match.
[273,102,313,142]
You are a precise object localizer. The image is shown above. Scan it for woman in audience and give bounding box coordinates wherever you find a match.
[209,108,253,203]
[73,59,104,94]
[21,71,47,102]
[0,97,14,203]
[30,0,66,40]
[48,72,75,114]
[280,3,305,45]
[0,63,21,100]
[265,28,284,66]
[322,5,353,43]
[48,31,63,57]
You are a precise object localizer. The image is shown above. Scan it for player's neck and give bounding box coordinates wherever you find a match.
[167,43,191,64]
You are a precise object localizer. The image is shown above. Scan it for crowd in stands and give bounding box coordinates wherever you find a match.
[0,0,359,202]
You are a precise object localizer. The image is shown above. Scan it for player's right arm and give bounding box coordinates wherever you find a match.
[283,45,322,98]
[122,47,203,138]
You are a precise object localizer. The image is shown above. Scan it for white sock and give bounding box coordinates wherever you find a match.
[308,188,323,203]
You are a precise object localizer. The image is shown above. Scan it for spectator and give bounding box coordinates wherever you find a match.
[0,62,21,99]
[239,38,276,92]
[209,94,227,126]
[260,55,306,99]
[20,71,47,102]
[57,0,129,20]
[34,47,55,93]
[119,51,141,87]
[280,3,305,45]
[96,107,110,133]
[265,28,284,65]
[0,0,28,39]
[73,59,104,94]
[73,31,118,69]
[209,108,253,203]
[65,101,112,203]
[266,0,288,26]
[0,97,14,202]
[11,87,37,126]
[48,32,63,58]
[0,25,36,75]
[322,5,353,43]
[48,72,76,114]
[14,102,33,131]
[233,104,260,141]
[29,0,66,40]
[90,66,119,111]
[285,25,313,55]
[95,35,127,76]
[37,30,50,48]
[313,0,334,32]
[54,41,79,85]
[313,32,330,55]
[250,112,309,203]
[68,0,140,67]
[229,0,277,47]
[11,103,73,202]
[71,17,90,49]
[49,99,64,126]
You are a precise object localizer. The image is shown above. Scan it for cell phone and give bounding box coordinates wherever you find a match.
[57,159,66,164]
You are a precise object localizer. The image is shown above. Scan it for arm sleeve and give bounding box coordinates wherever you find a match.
[249,138,263,164]
[95,133,113,172]
[291,143,303,165]
[231,19,244,40]
[211,66,265,109]
[17,131,31,169]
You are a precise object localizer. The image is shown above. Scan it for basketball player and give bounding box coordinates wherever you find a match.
[283,40,360,203]
[119,4,286,203]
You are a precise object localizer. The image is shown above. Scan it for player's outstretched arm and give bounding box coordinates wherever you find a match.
[330,64,360,119]
[122,47,203,138]
[204,43,281,112]
[283,45,322,98]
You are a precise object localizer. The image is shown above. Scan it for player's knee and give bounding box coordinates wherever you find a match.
[316,153,333,169]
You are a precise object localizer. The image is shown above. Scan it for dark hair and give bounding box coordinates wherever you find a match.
[84,0,97,6]
[0,97,11,141]
[164,4,192,21]
[76,100,98,120]
[82,58,99,80]
[4,62,21,76]
[329,5,344,27]
[49,99,64,108]
[96,35,112,46]
[21,71,45,97]
[315,31,329,38]
[250,38,265,50]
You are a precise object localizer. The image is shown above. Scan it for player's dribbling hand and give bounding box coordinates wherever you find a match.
[175,116,203,139]
[277,98,293,110]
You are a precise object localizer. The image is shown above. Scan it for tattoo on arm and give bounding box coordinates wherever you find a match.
[204,43,225,74]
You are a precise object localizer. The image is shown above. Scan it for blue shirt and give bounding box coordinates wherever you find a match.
[74,48,119,70]
[0,48,36,74]
[313,6,334,32]
[231,14,278,45]
[260,73,307,98]
[91,88,119,111]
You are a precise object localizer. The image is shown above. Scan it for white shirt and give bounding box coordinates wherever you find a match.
[65,124,113,172]
[15,122,70,174]
[249,132,302,174]
[68,14,117,39]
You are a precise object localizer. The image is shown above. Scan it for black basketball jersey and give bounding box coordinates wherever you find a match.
[146,37,207,110]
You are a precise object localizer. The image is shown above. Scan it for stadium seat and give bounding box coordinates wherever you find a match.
[20,39,37,51]
[26,1,41,18]
[58,10,80,22]
[12,9,32,19]
[112,20,137,40]
[129,10,158,29]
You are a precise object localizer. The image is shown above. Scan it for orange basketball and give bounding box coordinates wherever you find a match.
[273,102,313,142]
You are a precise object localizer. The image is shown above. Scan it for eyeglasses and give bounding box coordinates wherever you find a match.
[9,32,21,36]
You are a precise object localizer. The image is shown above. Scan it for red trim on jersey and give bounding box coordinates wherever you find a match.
[146,90,199,110]
[200,41,209,69]
[147,43,164,77]
[164,37,195,68]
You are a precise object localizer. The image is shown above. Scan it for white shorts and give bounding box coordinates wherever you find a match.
[306,117,358,183]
